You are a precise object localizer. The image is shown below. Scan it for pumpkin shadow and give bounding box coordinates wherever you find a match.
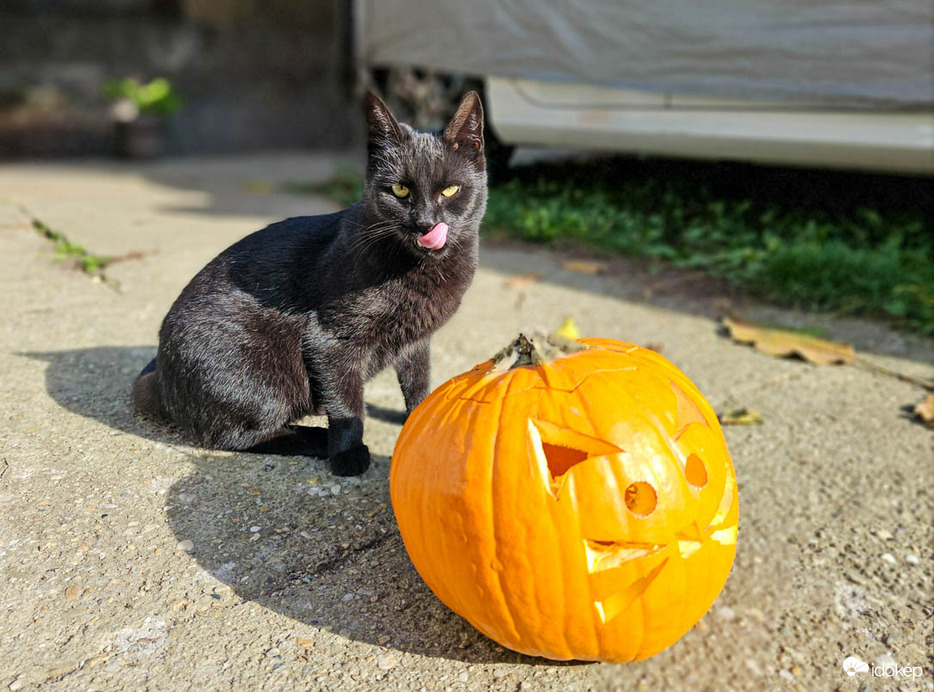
[24,345,591,664]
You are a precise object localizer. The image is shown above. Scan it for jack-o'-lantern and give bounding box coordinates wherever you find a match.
[390,334,738,662]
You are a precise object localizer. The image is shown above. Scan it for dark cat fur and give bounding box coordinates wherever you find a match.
[132,91,487,476]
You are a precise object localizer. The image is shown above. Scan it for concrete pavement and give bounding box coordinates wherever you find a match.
[0,153,931,691]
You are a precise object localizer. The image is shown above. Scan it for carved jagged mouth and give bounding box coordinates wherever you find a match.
[583,506,737,626]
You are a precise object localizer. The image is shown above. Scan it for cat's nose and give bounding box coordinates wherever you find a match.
[414,221,436,235]
[413,208,437,232]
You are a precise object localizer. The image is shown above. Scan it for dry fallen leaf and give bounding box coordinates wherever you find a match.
[718,408,764,425]
[503,272,543,289]
[721,314,856,365]
[242,180,275,195]
[553,316,581,340]
[561,259,608,275]
[914,393,934,428]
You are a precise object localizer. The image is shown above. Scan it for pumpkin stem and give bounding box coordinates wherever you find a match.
[490,331,591,372]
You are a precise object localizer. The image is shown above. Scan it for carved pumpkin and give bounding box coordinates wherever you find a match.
[390,335,738,662]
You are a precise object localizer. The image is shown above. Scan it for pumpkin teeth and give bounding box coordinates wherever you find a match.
[709,525,738,546]
[677,540,703,558]
[583,539,665,573]
[674,523,706,558]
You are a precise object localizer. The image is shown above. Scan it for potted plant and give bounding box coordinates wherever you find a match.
[104,77,182,158]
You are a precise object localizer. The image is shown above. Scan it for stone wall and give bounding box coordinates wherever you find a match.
[0,0,358,157]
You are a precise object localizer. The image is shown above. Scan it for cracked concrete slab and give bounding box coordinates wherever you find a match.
[0,154,931,691]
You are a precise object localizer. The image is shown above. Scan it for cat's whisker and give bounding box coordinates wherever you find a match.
[345,223,401,255]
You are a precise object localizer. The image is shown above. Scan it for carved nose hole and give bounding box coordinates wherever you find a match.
[624,482,657,516]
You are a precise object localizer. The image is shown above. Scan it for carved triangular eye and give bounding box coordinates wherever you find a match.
[528,419,623,497]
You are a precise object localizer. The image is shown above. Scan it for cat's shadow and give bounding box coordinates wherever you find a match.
[23,346,584,665]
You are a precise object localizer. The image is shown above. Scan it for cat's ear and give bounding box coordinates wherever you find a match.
[443,91,484,155]
[365,90,402,147]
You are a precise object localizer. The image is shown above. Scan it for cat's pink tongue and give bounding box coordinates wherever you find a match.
[417,222,448,250]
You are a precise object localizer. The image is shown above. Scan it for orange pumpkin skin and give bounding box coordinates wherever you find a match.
[390,337,738,663]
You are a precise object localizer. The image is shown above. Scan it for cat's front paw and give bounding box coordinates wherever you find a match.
[330,444,370,477]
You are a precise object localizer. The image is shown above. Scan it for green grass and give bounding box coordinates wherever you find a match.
[290,157,934,334]
[483,159,934,334]
[33,219,113,276]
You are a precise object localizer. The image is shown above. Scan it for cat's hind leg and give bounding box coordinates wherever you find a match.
[131,358,165,419]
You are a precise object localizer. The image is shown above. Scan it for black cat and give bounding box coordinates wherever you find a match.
[132,91,487,476]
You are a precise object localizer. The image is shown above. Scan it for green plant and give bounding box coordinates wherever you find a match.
[103,77,182,117]
[33,219,113,276]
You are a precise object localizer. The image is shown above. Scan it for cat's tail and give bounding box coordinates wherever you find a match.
[132,357,166,420]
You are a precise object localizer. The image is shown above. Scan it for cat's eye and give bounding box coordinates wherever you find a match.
[441,185,460,198]
[391,183,410,199]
